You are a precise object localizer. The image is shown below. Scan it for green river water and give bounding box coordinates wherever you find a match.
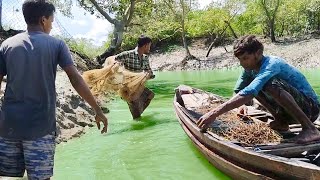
[54,69,320,180]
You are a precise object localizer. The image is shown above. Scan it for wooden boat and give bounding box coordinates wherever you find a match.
[173,85,320,180]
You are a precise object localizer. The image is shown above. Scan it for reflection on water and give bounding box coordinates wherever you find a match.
[54,69,320,180]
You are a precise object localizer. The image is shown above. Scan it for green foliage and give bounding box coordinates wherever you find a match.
[187,8,230,37]
[276,0,307,36]
[48,0,73,17]
[75,0,320,56]
[63,37,106,59]
[232,1,265,36]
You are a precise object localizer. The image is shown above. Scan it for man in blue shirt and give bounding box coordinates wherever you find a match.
[197,35,320,144]
[0,0,108,179]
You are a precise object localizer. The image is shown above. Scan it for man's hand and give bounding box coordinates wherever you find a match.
[146,71,155,79]
[197,111,217,132]
[237,105,248,116]
[95,109,108,134]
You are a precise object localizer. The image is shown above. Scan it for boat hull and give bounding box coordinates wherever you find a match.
[173,85,320,179]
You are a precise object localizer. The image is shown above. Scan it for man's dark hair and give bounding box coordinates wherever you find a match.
[137,35,152,47]
[22,0,56,25]
[233,35,264,57]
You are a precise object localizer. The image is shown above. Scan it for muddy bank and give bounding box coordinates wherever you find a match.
[149,37,320,71]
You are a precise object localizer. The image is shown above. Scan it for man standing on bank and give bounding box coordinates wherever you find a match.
[0,0,108,179]
[197,35,320,144]
[114,35,155,119]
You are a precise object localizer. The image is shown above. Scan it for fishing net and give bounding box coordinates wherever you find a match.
[195,99,282,146]
[82,56,149,102]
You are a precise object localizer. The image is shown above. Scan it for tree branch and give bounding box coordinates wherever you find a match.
[164,0,180,20]
[261,0,271,21]
[271,0,280,22]
[87,0,116,24]
[123,0,136,24]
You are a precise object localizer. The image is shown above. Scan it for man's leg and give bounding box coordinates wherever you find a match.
[128,87,154,119]
[255,92,291,131]
[0,137,25,177]
[23,132,56,180]
[127,101,143,119]
[261,79,320,143]
[142,88,155,112]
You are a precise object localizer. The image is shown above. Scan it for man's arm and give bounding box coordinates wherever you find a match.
[63,65,108,134]
[234,70,252,94]
[114,51,129,63]
[143,56,155,79]
[197,93,254,131]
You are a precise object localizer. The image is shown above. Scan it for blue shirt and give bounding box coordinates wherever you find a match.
[0,31,74,140]
[234,56,319,104]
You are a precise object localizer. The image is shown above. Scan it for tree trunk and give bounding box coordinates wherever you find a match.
[181,20,191,57]
[180,0,193,60]
[279,21,284,36]
[224,20,237,38]
[260,0,280,42]
[87,0,137,65]
[96,23,125,65]
[109,22,125,50]
[270,20,276,42]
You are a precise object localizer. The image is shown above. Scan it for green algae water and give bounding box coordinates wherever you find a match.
[54,69,320,180]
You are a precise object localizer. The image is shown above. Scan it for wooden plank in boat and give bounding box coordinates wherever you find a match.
[181,94,200,108]
[257,142,320,157]
[314,120,320,126]
[290,158,311,163]
[207,131,228,141]
[193,92,209,101]
[289,124,320,130]
[254,139,320,151]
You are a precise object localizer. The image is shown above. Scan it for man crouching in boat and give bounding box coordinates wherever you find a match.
[197,35,320,144]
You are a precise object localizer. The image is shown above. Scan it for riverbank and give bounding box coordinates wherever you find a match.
[149,37,320,71]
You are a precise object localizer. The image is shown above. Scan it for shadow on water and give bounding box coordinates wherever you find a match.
[108,112,175,135]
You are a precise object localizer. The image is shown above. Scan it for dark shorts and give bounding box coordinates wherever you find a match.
[127,87,154,119]
[259,78,320,124]
[0,132,56,180]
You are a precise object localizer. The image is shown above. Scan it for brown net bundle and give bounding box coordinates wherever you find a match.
[209,120,282,146]
[82,56,148,102]
[118,70,148,102]
[195,99,282,146]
